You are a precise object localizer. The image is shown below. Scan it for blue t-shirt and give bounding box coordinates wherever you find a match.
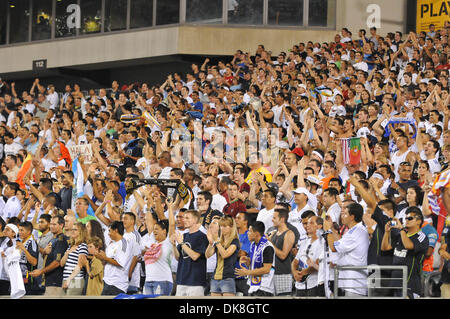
[236,230,251,279]
[191,101,203,112]
[176,230,209,286]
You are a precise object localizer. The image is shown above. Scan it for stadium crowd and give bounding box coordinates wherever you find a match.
[0,22,449,299]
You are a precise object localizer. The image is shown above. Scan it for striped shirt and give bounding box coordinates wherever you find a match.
[62,243,88,280]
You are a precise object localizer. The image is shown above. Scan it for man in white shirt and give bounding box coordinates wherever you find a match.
[256,189,277,232]
[158,151,172,179]
[202,176,227,212]
[3,132,23,156]
[122,212,142,294]
[324,202,370,297]
[353,51,369,72]
[96,221,132,295]
[288,188,315,244]
[45,85,59,110]
[292,215,324,296]
[1,182,22,221]
[322,188,342,224]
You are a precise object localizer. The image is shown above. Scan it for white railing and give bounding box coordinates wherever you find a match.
[332,265,408,299]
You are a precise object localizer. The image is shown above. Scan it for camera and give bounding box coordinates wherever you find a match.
[390,220,397,227]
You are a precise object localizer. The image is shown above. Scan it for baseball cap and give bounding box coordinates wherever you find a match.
[290,148,304,158]
[293,187,309,195]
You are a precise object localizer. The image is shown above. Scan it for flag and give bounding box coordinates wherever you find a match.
[16,154,32,190]
[341,138,361,165]
[142,111,161,130]
[428,168,450,238]
[57,141,72,169]
[72,157,95,217]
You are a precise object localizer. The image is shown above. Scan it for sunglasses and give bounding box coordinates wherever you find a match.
[405,216,416,221]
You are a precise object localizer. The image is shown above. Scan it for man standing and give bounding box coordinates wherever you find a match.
[256,189,277,232]
[223,182,247,218]
[98,221,132,295]
[322,188,341,224]
[382,207,429,299]
[35,214,53,294]
[235,221,275,296]
[16,221,39,295]
[122,212,142,294]
[202,176,228,212]
[270,209,295,296]
[172,210,209,296]
[58,171,74,213]
[324,203,370,297]
[74,198,97,224]
[4,155,19,182]
[288,188,315,243]
[292,215,324,296]
[30,216,68,297]
[197,191,223,228]
[235,212,252,296]
[3,132,23,157]
[1,182,22,221]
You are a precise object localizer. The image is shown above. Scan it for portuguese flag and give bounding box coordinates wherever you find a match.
[341,138,361,165]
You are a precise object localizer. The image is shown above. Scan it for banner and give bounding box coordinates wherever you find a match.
[416,0,449,33]
[68,144,93,164]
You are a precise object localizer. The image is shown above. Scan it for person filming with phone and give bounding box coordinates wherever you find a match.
[381,207,429,299]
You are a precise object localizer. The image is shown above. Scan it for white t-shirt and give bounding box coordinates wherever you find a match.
[257,207,275,233]
[124,230,142,288]
[333,222,370,296]
[288,204,314,246]
[294,236,323,290]
[326,203,342,224]
[158,167,172,179]
[1,196,21,220]
[103,238,133,293]
[141,234,173,283]
[211,193,227,212]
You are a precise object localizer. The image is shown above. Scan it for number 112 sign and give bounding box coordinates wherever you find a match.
[33,59,47,71]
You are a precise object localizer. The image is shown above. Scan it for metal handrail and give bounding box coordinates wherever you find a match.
[333,265,408,299]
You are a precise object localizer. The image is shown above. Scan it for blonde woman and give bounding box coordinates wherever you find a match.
[205,215,241,296]
[60,222,89,295]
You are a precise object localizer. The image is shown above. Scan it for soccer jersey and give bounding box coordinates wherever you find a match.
[390,229,429,296]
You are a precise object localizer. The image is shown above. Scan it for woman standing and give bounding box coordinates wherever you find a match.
[141,216,173,296]
[396,186,424,224]
[60,222,89,296]
[205,215,240,296]
[86,219,106,251]
[416,160,433,188]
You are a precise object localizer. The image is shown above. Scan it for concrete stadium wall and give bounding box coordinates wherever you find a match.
[336,0,407,35]
[0,0,408,75]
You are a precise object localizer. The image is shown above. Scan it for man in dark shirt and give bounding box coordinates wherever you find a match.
[30,215,68,297]
[121,133,143,167]
[381,207,429,299]
[58,170,74,213]
[17,221,39,295]
[235,221,275,296]
[172,209,209,296]
[387,161,418,205]
[197,191,223,227]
